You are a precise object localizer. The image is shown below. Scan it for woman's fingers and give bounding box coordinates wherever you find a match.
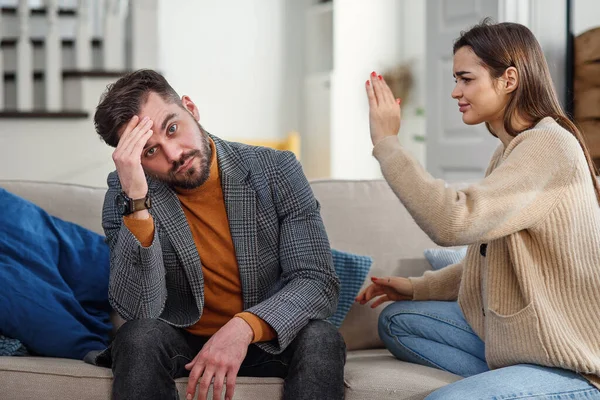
[370,295,391,308]
[366,73,378,108]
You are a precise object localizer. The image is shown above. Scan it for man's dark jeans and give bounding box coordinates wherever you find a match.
[110,319,346,400]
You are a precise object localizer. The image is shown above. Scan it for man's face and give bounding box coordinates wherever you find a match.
[128,92,212,189]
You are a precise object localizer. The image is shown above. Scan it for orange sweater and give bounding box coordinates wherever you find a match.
[123,139,275,343]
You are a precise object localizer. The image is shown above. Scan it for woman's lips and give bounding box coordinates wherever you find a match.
[458,103,470,113]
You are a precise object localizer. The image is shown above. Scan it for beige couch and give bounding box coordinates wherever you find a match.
[0,179,462,400]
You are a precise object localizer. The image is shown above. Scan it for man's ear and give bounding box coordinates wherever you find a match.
[181,95,200,120]
[503,66,519,94]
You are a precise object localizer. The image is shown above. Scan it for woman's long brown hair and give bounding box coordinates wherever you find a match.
[453,18,600,203]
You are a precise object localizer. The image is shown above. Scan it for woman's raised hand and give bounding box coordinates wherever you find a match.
[365,71,402,146]
[355,276,414,308]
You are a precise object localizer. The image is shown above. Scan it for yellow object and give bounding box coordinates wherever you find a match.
[235,132,301,160]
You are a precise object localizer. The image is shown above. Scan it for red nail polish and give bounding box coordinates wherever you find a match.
[396,98,401,104]
[371,71,377,77]
[378,75,383,80]
[371,277,378,281]
[366,80,370,86]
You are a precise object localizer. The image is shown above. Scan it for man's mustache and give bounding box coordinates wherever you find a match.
[171,150,201,173]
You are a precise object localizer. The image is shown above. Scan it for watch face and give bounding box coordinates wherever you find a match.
[115,194,129,215]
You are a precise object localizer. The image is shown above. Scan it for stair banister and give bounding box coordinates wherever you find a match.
[17,0,33,111]
[45,0,61,111]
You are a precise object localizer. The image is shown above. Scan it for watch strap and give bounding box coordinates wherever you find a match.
[130,196,152,213]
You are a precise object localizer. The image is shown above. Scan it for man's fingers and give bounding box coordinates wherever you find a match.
[186,362,206,400]
[130,129,153,159]
[185,352,200,371]
[116,115,143,151]
[212,371,227,400]
[197,367,214,400]
[225,370,238,400]
[121,118,153,156]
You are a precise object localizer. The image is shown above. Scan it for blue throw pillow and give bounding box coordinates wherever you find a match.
[328,249,372,328]
[424,247,467,270]
[0,188,111,359]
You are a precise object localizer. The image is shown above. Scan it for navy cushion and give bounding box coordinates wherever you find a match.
[0,188,111,359]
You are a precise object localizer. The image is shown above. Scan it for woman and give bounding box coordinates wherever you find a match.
[356,20,600,399]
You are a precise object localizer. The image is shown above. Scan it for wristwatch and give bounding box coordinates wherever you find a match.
[115,192,152,216]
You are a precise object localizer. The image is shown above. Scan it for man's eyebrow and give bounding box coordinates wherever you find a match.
[161,112,178,131]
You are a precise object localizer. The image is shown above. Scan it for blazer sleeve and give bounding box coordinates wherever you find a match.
[102,172,168,320]
[245,152,340,352]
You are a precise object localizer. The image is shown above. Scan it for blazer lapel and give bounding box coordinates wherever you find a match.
[147,178,204,304]
[213,135,259,308]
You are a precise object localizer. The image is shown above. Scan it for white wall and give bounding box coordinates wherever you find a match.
[331,0,421,180]
[573,0,600,36]
[157,0,296,142]
[0,78,116,187]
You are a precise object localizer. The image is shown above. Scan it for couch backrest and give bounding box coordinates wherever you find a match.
[0,179,441,350]
[0,180,106,235]
[311,180,440,349]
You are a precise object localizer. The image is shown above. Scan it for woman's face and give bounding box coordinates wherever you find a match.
[451,46,509,126]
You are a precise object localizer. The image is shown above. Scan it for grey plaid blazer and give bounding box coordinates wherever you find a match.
[102,135,340,353]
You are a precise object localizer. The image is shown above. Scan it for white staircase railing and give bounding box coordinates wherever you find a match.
[16,0,33,110]
[102,0,125,70]
[0,9,4,109]
[0,0,158,113]
[74,0,91,70]
[45,0,61,111]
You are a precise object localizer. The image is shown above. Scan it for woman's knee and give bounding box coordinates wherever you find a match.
[425,385,469,400]
[378,301,418,342]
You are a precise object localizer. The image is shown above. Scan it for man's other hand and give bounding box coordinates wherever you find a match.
[185,317,253,400]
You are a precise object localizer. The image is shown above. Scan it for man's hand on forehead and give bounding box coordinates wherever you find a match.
[111,115,154,201]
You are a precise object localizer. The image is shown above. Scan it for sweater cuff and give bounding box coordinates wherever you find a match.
[123,215,155,247]
[235,312,277,343]
[408,276,432,301]
[372,135,403,162]
[408,263,463,302]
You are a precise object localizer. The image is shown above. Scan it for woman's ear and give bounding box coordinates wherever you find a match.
[181,95,200,120]
[503,66,519,94]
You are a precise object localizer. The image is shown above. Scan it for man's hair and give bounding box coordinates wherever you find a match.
[94,69,182,147]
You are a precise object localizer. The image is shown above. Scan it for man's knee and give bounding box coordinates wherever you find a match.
[294,320,346,360]
[112,319,174,357]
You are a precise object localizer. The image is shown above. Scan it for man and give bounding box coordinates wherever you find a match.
[93,69,345,400]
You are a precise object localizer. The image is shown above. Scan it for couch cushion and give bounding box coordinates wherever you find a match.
[345,350,462,400]
[0,356,283,400]
[0,350,460,400]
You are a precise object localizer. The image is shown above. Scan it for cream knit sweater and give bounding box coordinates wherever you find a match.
[373,117,600,388]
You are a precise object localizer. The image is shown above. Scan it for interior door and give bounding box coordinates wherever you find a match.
[425,0,499,181]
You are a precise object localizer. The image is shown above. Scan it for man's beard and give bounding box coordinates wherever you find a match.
[149,123,212,189]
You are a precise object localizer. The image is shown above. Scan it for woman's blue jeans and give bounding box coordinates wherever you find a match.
[378,301,600,399]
